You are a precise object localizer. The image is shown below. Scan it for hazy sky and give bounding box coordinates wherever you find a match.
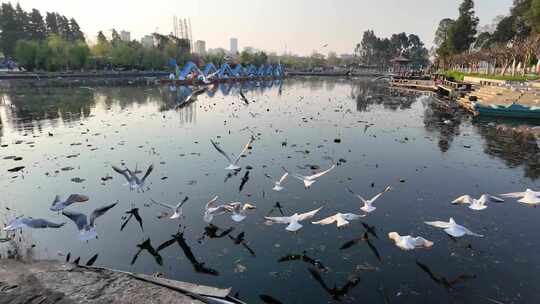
[15,0,513,55]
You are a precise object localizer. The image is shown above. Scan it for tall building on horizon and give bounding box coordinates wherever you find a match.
[194,40,206,55]
[120,30,131,42]
[141,35,154,48]
[230,38,238,54]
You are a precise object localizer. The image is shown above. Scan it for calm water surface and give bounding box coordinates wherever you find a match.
[1,78,539,303]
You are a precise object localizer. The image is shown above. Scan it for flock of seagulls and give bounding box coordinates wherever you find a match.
[3,87,540,303]
[3,134,539,251]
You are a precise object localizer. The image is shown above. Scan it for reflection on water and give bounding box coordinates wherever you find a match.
[1,78,540,303]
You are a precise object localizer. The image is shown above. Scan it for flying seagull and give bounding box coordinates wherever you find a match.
[292,165,335,188]
[62,202,118,241]
[150,196,189,219]
[346,185,392,213]
[204,196,231,223]
[424,218,483,238]
[388,232,434,250]
[112,164,154,192]
[50,194,89,211]
[265,207,322,232]
[451,194,504,210]
[3,217,65,231]
[312,213,365,228]
[210,136,255,170]
[265,168,289,191]
[227,202,256,222]
[500,189,540,206]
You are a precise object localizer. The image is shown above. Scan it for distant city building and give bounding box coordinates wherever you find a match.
[230,38,238,54]
[141,35,154,48]
[340,54,354,60]
[194,40,206,54]
[120,30,131,42]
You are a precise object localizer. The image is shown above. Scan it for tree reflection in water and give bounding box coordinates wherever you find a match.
[474,120,540,180]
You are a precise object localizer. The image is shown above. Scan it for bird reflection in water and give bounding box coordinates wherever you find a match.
[157,232,219,276]
[198,224,235,243]
[131,238,163,266]
[307,267,360,301]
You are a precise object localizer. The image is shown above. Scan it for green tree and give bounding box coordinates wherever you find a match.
[14,3,29,41]
[68,18,85,42]
[0,3,18,56]
[111,29,121,47]
[28,9,46,40]
[474,31,493,49]
[141,47,165,70]
[110,42,138,68]
[46,34,70,70]
[434,18,455,47]
[45,12,58,36]
[69,41,89,69]
[56,14,71,40]
[446,0,479,53]
[14,40,38,70]
[491,16,516,43]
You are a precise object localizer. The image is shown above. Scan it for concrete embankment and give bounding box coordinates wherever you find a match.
[0,259,239,304]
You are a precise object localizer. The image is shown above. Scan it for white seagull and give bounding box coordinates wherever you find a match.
[451,194,504,210]
[312,213,365,228]
[500,189,540,206]
[388,232,434,250]
[227,202,256,222]
[204,196,231,223]
[50,194,90,211]
[292,165,335,188]
[62,202,117,241]
[112,164,154,191]
[346,185,392,213]
[424,218,483,238]
[3,217,65,231]
[265,168,289,191]
[265,207,322,232]
[150,196,189,219]
[210,136,255,170]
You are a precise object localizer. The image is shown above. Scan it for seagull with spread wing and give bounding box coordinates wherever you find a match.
[451,194,504,210]
[265,207,322,232]
[50,194,89,211]
[3,217,65,231]
[150,196,189,219]
[346,185,392,213]
[312,212,365,228]
[112,164,154,192]
[425,218,483,238]
[62,202,117,241]
[500,188,540,206]
[226,202,256,222]
[388,232,434,250]
[265,168,289,191]
[210,136,255,170]
[204,196,231,223]
[292,165,335,189]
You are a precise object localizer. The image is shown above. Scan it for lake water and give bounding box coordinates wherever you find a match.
[1,78,539,303]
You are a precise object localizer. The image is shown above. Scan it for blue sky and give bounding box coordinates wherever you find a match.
[15,0,514,55]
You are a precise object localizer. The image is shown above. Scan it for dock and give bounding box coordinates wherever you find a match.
[390,77,472,97]
[0,259,242,304]
[458,86,540,116]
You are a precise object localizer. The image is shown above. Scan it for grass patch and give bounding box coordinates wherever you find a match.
[438,70,540,82]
